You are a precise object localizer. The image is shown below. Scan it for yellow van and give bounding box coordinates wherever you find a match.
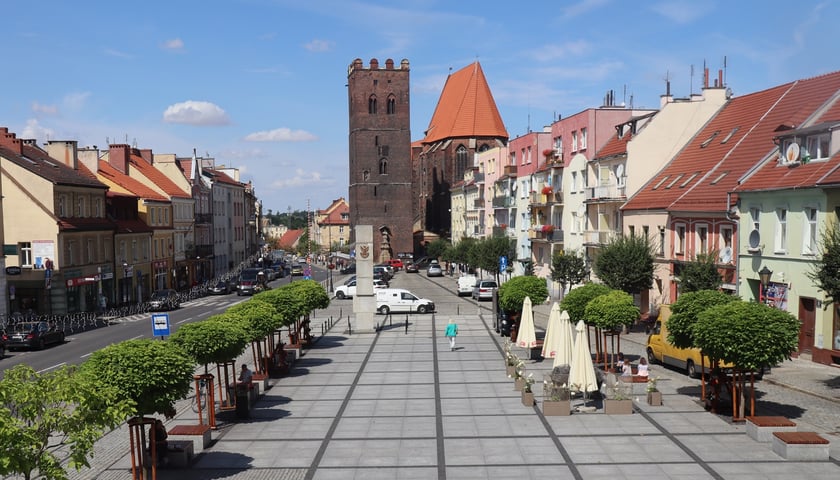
[646,305,724,378]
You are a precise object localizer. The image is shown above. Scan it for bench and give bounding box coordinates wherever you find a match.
[745,416,797,443]
[771,431,830,461]
[168,424,212,450]
[618,375,650,395]
[167,440,195,467]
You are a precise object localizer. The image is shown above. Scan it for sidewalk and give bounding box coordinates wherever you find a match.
[72,299,838,480]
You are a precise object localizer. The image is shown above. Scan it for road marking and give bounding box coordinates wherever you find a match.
[129,335,143,340]
[176,317,193,325]
[81,352,93,358]
[37,362,66,373]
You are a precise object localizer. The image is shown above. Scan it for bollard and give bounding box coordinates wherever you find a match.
[389,314,392,327]
[405,317,409,334]
[348,317,352,335]
[339,308,343,319]
[457,304,460,315]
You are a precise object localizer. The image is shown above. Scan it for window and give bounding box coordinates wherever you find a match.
[386,95,396,114]
[719,227,733,263]
[554,136,563,155]
[571,172,578,192]
[19,242,33,267]
[749,207,761,231]
[520,148,526,165]
[368,95,377,114]
[57,195,68,217]
[455,145,469,179]
[804,134,830,161]
[379,158,388,175]
[628,225,635,237]
[652,175,670,190]
[510,151,516,165]
[676,224,686,254]
[526,146,532,164]
[642,225,649,239]
[804,207,818,255]
[580,128,587,150]
[86,239,94,264]
[775,208,787,252]
[132,239,138,262]
[164,209,169,225]
[697,225,708,254]
[658,227,666,256]
[65,240,75,266]
[77,196,86,217]
[572,131,578,151]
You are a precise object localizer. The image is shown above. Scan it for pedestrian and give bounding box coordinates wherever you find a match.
[637,357,650,377]
[445,318,458,351]
[239,364,253,385]
[149,419,168,467]
[616,352,625,371]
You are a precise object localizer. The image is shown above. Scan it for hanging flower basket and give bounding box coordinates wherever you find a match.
[541,186,553,195]
[499,223,507,229]
[542,148,554,159]
[541,224,555,233]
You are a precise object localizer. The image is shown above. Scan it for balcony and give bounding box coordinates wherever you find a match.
[492,226,513,237]
[530,190,562,205]
[492,196,515,208]
[583,230,617,246]
[503,165,517,176]
[473,197,485,209]
[529,226,563,242]
[585,184,626,202]
[195,213,212,224]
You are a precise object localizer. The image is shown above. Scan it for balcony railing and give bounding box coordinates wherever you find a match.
[583,230,617,245]
[492,196,515,208]
[503,165,517,176]
[530,190,563,205]
[473,197,485,209]
[195,213,212,224]
[492,226,513,237]
[586,184,626,201]
[529,227,563,242]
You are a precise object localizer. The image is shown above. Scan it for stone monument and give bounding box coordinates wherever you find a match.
[352,225,377,332]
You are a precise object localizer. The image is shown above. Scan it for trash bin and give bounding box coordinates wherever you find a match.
[235,386,250,419]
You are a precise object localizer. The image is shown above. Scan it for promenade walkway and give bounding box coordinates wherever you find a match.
[70,298,839,480]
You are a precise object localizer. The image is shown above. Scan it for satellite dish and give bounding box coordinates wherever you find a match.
[511,182,517,191]
[615,164,625,178]
[748,229,761,249]
[719,246,732,263]
[785,143,800,164]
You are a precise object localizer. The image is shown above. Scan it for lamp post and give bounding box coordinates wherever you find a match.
[328,262,335,293]
[758,265,772,305]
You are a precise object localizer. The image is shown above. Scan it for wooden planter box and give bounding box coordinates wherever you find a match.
[647,391,662,406]
[543,400,571,416]
[604,399,633,414]
[506,365,516,377]
[521,391,535,406]
[514,377,525,391]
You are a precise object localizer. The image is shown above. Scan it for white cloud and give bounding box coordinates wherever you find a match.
[31,102,58,115]
[162,101,230,125]
[63,92,91,110]
[162,38,185,51]
[20,119,55,141]
[304,39,333,52]
[650,1,712,24]
[244,128,317,142]
[562,0,610,19]
[271,168,329,188]
[104,48,132,58]
[530,41,591,62]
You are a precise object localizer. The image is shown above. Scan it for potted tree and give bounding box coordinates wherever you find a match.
[603,375,633,414]
[521,373,536,406]
[646,377,662,405]
[542,373,571,416]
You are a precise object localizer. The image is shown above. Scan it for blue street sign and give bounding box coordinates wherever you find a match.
[152,313,171,337]
[499,255,508,272]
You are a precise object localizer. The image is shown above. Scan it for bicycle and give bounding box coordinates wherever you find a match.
[191,377,210,413]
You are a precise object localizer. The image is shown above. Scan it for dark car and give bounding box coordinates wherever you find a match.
[404,262,419,273]
[3,321,65,350]
[149,289,180,311]
[340,264,356,275]
[209,281,231,295]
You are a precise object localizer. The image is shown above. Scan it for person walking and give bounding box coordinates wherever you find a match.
[445,318,458,351]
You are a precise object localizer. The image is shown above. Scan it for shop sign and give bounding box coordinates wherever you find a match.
[65,275,99,288]
[5,266,22,275]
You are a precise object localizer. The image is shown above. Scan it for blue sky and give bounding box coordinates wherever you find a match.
[4,0,838,214]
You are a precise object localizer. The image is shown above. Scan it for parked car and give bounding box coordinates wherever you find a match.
[345,273,389,288]
[404,262,419,273]
[340,263,356,275]
[149,289,180,311]
[457,275,477,296]
[472,280,497,301]
[334,279,388,299]
[375,288,435,315]
[3,321,65,350]
[373,265,393,281]
[426,264,443,277]
[388,258,404,271]
[376,264,395,277]
[209,281,232,295]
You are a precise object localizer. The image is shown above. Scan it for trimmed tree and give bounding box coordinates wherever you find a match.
[227,298,284,373]
[559,283,611,324]
[425,238,450,262]
[583,290,640,370]
[550,250,588,298]
[0,365,133,480]
[678,253,723,293]
[474,236,515,282]
[667,290,737,349]
[808,224,840,308]
[693,301,800,417]
[82,339,195,417]
[498,275,548,343]
[593,234,655,294]
[170,318,250,372]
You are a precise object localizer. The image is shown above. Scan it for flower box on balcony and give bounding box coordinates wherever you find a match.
[541,224,555,233]
[541,186,553,195]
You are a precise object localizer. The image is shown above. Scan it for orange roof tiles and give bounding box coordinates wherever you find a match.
[624,70,840,213]
[129,153,191,199]
[98,160,168,202]
[422,62,508,144]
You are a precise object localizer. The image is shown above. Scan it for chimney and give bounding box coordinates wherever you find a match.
[704,68,710,89]
[109,144,130,174]
[45,140,79,169]
[138,148,153,164]
[78,146,100,174]
[0,127,24,155]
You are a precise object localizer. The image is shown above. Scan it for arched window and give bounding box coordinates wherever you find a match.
[363,170,370,181]
[387,95,396,114]
[478,143,490,152]
[368,95,377,114]
[379,158,388,175]
[455,145,469,179]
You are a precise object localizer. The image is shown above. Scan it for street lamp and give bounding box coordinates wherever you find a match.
[758,265,772,304]
[327,261,335,293]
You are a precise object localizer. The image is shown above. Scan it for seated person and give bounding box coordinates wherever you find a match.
[621,360,633,377]
[636,357,650,377]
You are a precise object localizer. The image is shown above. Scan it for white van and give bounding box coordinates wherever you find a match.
[457,275,477,296]
[375,288,435,314]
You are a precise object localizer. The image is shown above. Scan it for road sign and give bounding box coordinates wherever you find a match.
[152,313,171,337]
[499,255,508,272]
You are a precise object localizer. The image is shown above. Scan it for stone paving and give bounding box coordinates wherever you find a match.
[49,291,840,480]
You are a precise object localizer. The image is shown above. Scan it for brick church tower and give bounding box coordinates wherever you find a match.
[347,58,413,262]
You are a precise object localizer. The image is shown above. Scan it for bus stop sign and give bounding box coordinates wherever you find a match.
[152,313,171,337]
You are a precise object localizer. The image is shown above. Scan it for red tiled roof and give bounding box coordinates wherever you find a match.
[206,169,241,186]
[58,217,115,232]
[595,131,633,160]
[279,229,305,246]
[624,71,840,212]
[320,198,349,225]
[0,143,107,189]
[114,218,154,234]
[129,152,191,199]
[422,62,508,144]
[98,160,168,201]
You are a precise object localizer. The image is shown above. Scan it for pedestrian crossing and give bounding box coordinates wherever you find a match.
[114,296,240,323]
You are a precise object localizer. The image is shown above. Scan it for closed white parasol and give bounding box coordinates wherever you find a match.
[516,296,538,349]
[552,309,575,368]
[541,302,562,359]
[568,319,598,394]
